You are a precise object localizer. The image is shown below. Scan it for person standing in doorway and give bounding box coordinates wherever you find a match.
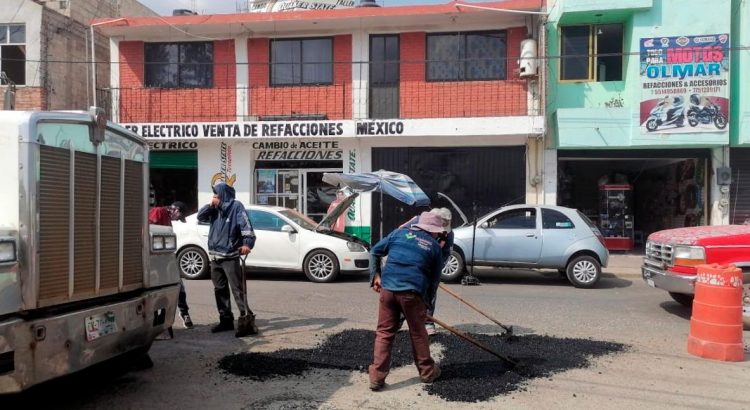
[149,201,193,329]
[197,182,258,337]
[368,212,445,391]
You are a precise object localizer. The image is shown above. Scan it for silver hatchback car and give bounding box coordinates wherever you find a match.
[441,204,609,288]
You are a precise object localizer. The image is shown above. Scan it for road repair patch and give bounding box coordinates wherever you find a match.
[218,329,627,402]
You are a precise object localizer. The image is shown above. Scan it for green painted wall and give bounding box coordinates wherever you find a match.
[547,0,732,149]
[730,0,750,146]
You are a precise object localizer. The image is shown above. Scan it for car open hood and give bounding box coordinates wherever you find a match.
[315,192,359,232]
[437,192,469,227]
[648,225,750,245]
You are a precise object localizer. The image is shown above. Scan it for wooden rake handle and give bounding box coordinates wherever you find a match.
[438,283,512,334]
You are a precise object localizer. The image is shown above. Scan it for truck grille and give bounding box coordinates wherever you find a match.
[37,145,145,307]
[645,241,673,266]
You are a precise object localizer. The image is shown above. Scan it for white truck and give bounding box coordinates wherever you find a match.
[0,109,180,393]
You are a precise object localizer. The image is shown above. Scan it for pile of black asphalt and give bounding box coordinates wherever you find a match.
[218,329,627,402]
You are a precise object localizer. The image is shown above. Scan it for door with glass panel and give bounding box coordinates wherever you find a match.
[255,169,301,211]
[369,35,400,119]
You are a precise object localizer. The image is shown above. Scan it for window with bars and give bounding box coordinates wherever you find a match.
[560,24,623,82]
[426,31,507,81]
[144,42,213,88]
[270,38,333,86]
[0,24,25,85]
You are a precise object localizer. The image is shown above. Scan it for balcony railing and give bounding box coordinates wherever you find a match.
[104,60,538,123]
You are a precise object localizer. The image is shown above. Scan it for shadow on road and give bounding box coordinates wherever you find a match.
[659,301,691,321]
[459,268,632,289]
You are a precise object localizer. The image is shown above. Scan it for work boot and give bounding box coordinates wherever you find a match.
[421,365,441,383]
[211,319,234,333]
[235,314,259,337]
[369,381,385,391]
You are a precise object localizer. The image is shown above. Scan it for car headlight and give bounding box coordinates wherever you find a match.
[347,241,366,252]
[0,240,17,263]
[152,236,165,251]
[672,246,706,266]
[164,235,176,250]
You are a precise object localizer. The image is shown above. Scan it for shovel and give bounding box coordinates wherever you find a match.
[426,314,517,368]
[439,283,513,338]
[236,254,258,337]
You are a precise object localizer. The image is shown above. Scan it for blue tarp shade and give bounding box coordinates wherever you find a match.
[149,151,197,169]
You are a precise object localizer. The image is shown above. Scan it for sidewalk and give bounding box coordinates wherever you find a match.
[604,252,643,277]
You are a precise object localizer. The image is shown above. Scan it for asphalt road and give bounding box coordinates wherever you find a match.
[2,266,749,409]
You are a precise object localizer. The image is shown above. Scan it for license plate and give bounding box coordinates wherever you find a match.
[646,278,655,288]
[85,312,117,342]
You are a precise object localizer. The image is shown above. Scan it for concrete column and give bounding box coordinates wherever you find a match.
[543,147,557,205]
[351,30,368,120]
[235,36,249,122]
[709,146,730,225]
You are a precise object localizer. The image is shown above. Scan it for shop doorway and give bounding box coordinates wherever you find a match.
[558,151,710,250]
[149,150,198,213]
[255,168,341,222]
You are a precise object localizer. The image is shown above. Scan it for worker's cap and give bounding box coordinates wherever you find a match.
[413,212,446,234]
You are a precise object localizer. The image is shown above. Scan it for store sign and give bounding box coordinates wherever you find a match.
[123,117,539,139]
[211,142,236,186]
[252,140,342,161]
[639,33,730,134]
[148,141,198,150]
[248,0,354,12]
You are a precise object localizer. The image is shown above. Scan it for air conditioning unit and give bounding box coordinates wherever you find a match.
[519,38,538,78]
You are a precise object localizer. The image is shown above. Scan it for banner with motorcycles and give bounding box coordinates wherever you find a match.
[640,33,729,134]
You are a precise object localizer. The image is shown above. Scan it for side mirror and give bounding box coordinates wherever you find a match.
[281,225,296,233]
[479,222,489,229]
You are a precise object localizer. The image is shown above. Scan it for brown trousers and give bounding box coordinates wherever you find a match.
[369,289,439,384]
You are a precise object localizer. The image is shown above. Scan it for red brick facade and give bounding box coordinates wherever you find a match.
[247,35,352,120]
[118,40,236,123]
[399,27,528,119]
[1,87,46,111]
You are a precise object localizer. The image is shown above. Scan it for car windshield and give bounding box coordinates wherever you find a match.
[278,209,318,231]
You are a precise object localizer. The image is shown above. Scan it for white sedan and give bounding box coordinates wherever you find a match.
[172,197,370,283]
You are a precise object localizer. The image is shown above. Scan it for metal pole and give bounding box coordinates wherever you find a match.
[90,25,96,107]
[380,190,383,240]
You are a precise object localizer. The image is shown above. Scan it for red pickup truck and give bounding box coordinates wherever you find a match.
[641,225,750,327]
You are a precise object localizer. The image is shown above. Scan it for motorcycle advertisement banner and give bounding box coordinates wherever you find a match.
[640,33,729,134]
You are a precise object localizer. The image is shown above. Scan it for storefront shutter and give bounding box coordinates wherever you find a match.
[149,151,198,169]
[730,148,750,224]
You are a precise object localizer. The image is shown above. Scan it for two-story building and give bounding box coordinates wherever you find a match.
[95,0,546,242]
[547,0,732,250]
[0,0,155,111]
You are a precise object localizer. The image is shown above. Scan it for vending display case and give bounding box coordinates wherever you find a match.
[598,184,634,251]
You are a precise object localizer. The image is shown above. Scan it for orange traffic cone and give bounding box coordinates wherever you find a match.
[687,264,745,362]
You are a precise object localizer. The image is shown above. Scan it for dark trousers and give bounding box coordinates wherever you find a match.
[177,279,189,316]
[369,289,438,384]
[211,258,251,322]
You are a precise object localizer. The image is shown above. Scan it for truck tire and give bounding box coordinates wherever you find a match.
[668,292,694,307]
[303,249,340,283]
[177,246,209,280]
[565,255,601,288]
[441,250,465,283]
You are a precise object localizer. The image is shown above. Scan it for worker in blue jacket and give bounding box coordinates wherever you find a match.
[197,182,257,337]
[367,212,445,391]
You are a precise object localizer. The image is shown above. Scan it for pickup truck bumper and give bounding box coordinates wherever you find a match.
[0,284,179,393]
[641,264,696,295]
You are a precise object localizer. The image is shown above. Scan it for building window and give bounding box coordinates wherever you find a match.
[0,24,25,85]
[270,38,333,86]
[144,42,213,88]
[560,24,623,82]
[426,31,507,81]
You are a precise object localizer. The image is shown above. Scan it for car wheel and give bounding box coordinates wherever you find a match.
[668,292,694,307]
[303,249,340,283]
[441,250,465,283]
[177,246,209,280]
[565,255,601,288]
